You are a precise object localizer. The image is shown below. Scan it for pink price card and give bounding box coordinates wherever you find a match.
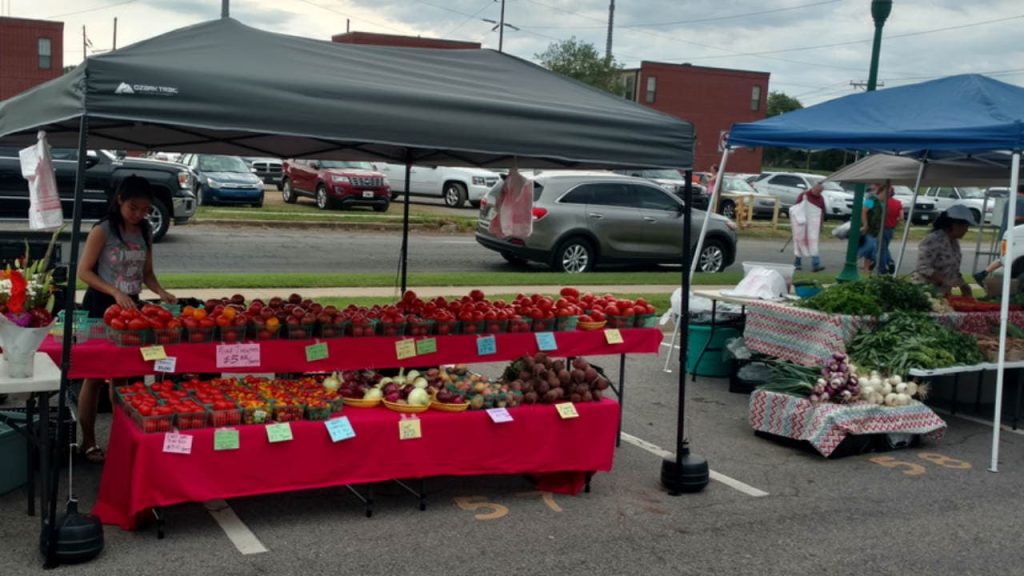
[216,343,261,369]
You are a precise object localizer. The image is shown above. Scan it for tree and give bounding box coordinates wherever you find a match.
[766,91,803,117]
[535,37,623,94]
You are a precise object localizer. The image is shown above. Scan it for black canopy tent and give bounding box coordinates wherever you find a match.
[0,18,701,564]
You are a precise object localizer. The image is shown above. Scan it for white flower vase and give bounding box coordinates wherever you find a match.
[0,316,54,378]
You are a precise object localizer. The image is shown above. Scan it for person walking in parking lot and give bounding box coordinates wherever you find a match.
[791,183,826,272]
[858,184,902,272]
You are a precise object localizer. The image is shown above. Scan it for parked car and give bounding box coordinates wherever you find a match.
[243,157,284,189]
[613,168,709,209]
[922,186,997,224]
[0,147,195,242]
[753,171,851,219]
[475,172,738,273]
[376,163,500,208]
[179,154,264,207]
[281,159,390,211]
[891,186,939,224]
[714,175,775,219]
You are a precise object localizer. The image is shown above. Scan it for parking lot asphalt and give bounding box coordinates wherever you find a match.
[2,339,1022,575]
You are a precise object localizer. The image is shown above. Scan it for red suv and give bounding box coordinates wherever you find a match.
[281,160,391,211]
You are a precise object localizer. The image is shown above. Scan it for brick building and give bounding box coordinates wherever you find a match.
[0,16,64,101]
[332,32,480,50]
[622,62,769,174]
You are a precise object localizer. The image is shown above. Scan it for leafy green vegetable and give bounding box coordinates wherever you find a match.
[848,312,984,375]
[798,276,930,317]
[759,360,818,396]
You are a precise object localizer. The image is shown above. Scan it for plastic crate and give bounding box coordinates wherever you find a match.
[106,326,153,347]
[249,319,281,341]
[434,319,458,336]
[174,408,207,431]
[152,327,182,346]
[131,409,174,434]
[507,318,532,333]
[317,321,347,339]
[346,319,378,338]
[378,321,406,338]
[217,325,247,344]
[282,324,315,340]
[459,320,485,335]
[304,400,333,421]
[604,315,634,330]
[406,319,435,338]
[634,314,658,328]
[184,326,215,344]
[269,399,304,423]
[531,317,556,332]
[554,316,578,332]
[206,400,242,427]
[237,401,271,425]
[482,319,508,334]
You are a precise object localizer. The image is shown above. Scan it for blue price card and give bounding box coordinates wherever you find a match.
[477,335,497,356]
[535,331,557,351]
[325,416,356,443]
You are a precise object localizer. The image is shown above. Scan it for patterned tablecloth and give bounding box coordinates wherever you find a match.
[748,389,947,457]
[741,300,1024,366]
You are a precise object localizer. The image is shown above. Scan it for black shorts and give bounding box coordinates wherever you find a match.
[81,288,139,319]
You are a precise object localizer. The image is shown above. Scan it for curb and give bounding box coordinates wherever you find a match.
[192,219,473,234]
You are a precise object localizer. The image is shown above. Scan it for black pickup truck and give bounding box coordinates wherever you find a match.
[0,147,197,241]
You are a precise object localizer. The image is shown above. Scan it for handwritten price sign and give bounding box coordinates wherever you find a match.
[162,432,193,454]
[216,343,261,369]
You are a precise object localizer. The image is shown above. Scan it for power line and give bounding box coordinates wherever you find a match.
[443,0,496,36]
[294,0,410,35]
[528,0,839,29]
[45,0,138,19]
[694,12,1024,60]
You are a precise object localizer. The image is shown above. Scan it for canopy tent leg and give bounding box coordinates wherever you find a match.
[662,170,709,495]
[399,156,412,294]
[990,151,1021,473]
[690,148,732,279]
[44,115,90,568]
[874,179,891,274]
[893,160,926,276]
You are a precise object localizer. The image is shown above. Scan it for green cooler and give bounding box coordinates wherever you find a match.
[686,324,742,377]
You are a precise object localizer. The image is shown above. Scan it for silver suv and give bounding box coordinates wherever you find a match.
[475,172,738,273]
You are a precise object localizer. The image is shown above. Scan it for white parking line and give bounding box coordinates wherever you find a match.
[620,433,769,497]
[931,408,1024,437]
[660,342,681,350]
[205,500,268,555]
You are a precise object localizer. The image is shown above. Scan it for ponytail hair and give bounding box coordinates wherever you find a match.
[102,175,153,247]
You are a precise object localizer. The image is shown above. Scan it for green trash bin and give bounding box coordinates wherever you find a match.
[0,414,29,496]
[686,324,742,377]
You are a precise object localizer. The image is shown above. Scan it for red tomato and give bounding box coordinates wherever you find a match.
[111,318,127,331]
[128,318,147,331]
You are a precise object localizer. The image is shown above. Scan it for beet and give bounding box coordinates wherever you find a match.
[510,380,523,392]
[522,356,536,370]
[537,381,551,396]
[557,369,571,385]
[543,390,559,403]
[595,377,610,391]
[570,393,582,403]
[535,352,549,365]
[581,390,593,402]
[524,391,539,404]
[571,369,586,384]
[592,389,603,401]
[519,370,532,382]
[547,374,561,389]
[533,364,547,376]
[572,358,589,371]
[552,359,565,372]
[583,367,598,383]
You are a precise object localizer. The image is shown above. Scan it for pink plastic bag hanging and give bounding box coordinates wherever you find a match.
[19,131,63,230]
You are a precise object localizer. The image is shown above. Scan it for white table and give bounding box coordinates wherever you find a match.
[0,352,62,521]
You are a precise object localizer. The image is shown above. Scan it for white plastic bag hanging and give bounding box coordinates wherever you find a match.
[489,166,534,239]
[19,131,63,230]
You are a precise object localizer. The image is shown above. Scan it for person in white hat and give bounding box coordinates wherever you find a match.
[913,205,977,296]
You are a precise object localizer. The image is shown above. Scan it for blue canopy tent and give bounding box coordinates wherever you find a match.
[702,74,1024,471]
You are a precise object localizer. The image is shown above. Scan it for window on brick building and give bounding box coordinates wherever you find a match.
[645,76,657,104]
[38,38,52,70]
[751,85,762,111]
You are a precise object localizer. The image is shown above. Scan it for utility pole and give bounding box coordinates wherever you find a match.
[498,0,506,53]
[346,18,350,33]
[113,17,118,50]
[222,0,229,18]
[606,0,615,61]
[482,0,519,53]
[82,26,87,61]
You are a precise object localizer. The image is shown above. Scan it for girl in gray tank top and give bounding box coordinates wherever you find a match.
[77,175,177,463]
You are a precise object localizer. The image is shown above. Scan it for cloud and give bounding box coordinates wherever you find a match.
[15,0,1024,106]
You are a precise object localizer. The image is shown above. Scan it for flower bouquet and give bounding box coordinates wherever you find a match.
[0,228,62,378]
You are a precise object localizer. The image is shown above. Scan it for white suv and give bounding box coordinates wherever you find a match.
[375,163,501,208]
[752,171,852,219]
[922,187,997,224]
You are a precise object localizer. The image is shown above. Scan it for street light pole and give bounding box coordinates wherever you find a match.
[837,0,893,283]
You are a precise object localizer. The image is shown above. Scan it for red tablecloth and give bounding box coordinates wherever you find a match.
[41,329,663,379]
[94,400,620,530]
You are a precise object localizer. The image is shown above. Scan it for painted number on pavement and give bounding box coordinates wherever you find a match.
[453,492,562,521]
[869,452,972,476]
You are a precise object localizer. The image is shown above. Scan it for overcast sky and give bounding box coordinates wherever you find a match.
[5,0,1023,105]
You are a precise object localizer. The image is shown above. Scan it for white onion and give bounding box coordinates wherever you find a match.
[890,375,902,385]
[895,382,908,394]
[882,382,893,395]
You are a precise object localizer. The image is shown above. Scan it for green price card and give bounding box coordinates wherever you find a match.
[306,342,329,362]
[416,338,437,355]
[266,422,294,443]
[214,428,240,451]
